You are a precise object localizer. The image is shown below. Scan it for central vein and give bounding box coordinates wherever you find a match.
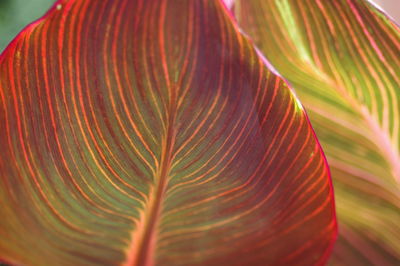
[127,86,177,266]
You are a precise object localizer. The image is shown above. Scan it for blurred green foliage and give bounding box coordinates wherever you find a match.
[0,0,54,52]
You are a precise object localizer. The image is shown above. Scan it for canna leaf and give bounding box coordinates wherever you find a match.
[230,0,400,264]
[0,0,336,265]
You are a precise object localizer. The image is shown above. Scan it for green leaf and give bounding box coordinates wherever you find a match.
[0,0,336,265]
[231,0,400,264]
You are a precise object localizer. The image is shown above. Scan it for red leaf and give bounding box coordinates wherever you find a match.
[0,0,337,265]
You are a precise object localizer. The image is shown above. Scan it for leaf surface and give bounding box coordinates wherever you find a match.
[231,0,400,264]
[0,0,336,265]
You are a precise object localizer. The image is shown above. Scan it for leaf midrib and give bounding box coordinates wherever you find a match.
[300,72,400,184]
[124,88,178,266]
[250,0,400,183]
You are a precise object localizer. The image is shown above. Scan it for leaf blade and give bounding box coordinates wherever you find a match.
[0,0,336,265]
[231,0,400,264]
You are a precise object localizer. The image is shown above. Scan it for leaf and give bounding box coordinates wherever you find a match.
[230,0,400,264]
[0,0,336,265]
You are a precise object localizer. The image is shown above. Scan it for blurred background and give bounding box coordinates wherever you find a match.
[373,0,400,22]
[0,0,54,51]
[0,0,399,53]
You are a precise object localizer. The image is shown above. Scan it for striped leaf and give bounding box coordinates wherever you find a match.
[0,0,336,265]
[230,0,400,264]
